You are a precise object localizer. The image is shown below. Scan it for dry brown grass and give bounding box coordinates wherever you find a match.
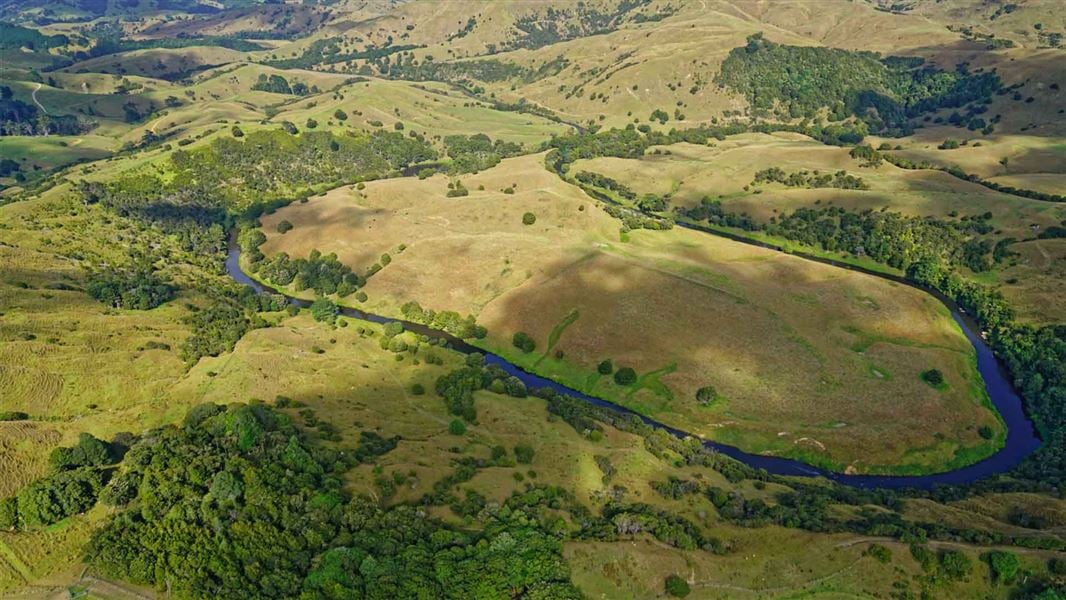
[259,154,1002,474]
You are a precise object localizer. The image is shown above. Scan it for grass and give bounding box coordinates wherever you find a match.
[255,153,1005,475]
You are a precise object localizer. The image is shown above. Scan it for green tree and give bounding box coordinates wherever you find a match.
[512,331,536,353]
[987,551,1019,584]
[522,212,537,225]
[614,367,637,386]
[695,386,718,406]
[665,574,690,597]
[310,298,338,324]
[597,359,613,375]
[448,419,467,435]
[514,445,535,464]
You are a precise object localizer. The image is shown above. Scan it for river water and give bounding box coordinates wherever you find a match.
[225,225,1040,490]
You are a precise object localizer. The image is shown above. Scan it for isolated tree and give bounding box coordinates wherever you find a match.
[614,367,637,386]
[522,212,537,225]
[597,359,613,375]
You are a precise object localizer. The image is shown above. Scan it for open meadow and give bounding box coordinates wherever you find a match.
[256,153,1004,475]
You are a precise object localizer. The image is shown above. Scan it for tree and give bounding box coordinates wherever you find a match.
[231,125,243,137]
[597,359,613,375]
[514,445,535,464]
[940,549,972,579]
[696,386,718,406]
[921,369,944,387]
[276,220,293,234]
[448,419,466,435]
[333,109,348,121]
[522,212,537,225]
[305,118,318,129]
[310,298,338,324]
[987,551,1019,584]
[665,574,690,597]
[614,367,637,386]
[512,331,536,353]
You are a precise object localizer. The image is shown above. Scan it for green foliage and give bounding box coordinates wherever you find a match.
[310,297,339,324]
[921,368,945,387]
[597,359,613,375]
[939,549,973,579]
[17,467,106,528]
[444,133,523,174]
[86,269,174,310]
[752,167,868,190]
[939,139,961,150]
[48,433,112,471]
[276,220,293,234]
[513,331,537,353]
[987,550,1020,583]
[665,574,690,597]
[613,367,637,386]
[0,497,16,529]
[448,419,467,435]
[251,74,310,95]
[716,33,1001,134]
[695,386,718,406]
[514,445,535,464]
[83,402,581,598]
[400,300,487,339]
[522,212,537,225]
[865,543,892,563]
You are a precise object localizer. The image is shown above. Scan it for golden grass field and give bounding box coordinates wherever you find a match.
[257,153,1004,474]
[574,132,1066,323]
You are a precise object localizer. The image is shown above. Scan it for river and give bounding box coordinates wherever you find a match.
[225,218,1040,490]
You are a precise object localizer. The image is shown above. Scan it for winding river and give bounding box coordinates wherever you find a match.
[226,214,1040,489]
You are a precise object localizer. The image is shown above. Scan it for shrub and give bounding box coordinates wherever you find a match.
[512,331,536,353]
[614,367,637,386]
[0,498,17,529]
[865,544,892,563]
[333,109,348,121]
[921,368,944,387]
[514,445,535,464]
[411,383,425,395]
[696,386,718,405]
[231,126,243,137]
[940,549,972,579]
[939,139,960,150]
[276,220,293,234]
[597,359,613,375]
[987,551,1019,584]
[448,419,466,435]
[310,297,338,324]
[522,212,537,225]
[665,574,690,597]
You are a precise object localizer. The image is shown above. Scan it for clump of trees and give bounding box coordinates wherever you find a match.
[250,73,311,95]
[400,300,487,339]
[444,133,523,173]
[752,167,868,190]
[81,401,582,599]
[86,269,174,310]
[0,433,122,529]
[716,33,1001,135]
[513,331,536,353]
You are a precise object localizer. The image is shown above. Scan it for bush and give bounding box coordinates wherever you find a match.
[597,359,613,375]
[0,497,17,529]
[514,445,535,464]
[614,367,637,386]
[333,109,348,121]
[940,549,972,579]
[448,419,466,435]
[310,297,338,324]
[276,220,293,234]
[987,551,1019,584]
[921,368,944,386]
[522,212,537,225]
[696,386,718,405]
[939,139,960,150]
[231,126,243,138]
[665,574,690,597]
[512,331,536,353]
[411,383,425,395]
[865,544,892,563]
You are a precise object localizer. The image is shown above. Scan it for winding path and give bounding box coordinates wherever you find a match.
[224,176,1041,490]
[30,83,47,114]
